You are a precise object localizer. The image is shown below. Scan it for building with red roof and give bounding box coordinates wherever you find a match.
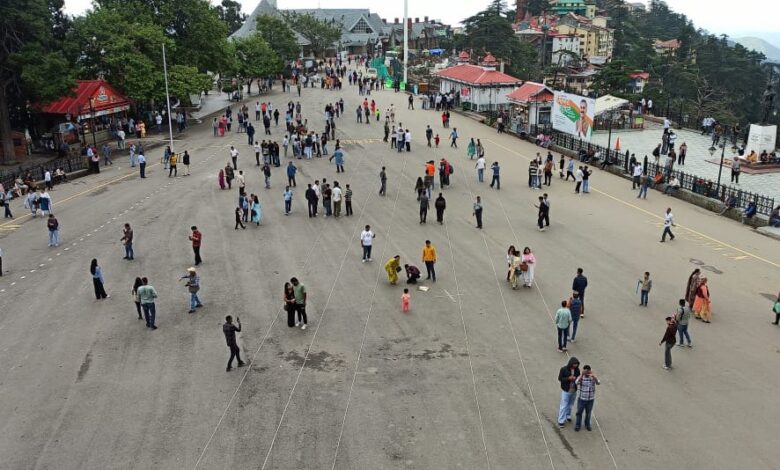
[41,80,130,120]
[434,53,522,112]
[506,82,554,131]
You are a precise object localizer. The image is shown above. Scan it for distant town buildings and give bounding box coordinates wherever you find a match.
[233,0,451,57]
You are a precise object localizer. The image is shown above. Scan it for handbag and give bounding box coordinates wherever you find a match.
[520,262,529,272]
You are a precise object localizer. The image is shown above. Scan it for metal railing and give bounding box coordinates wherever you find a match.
[1,155,88,191]
[549,131,775,216]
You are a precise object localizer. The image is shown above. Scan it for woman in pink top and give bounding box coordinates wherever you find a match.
[521,246,536,288]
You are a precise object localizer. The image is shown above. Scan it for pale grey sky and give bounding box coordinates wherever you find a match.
[63,0,770,39]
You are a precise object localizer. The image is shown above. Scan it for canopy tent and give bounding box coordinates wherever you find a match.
[595,94,628,115]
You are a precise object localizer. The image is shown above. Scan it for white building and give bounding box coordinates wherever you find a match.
[434,52,522,112]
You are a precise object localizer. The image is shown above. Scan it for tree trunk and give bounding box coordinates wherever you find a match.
[246,79,254,95]
[0,85,15,164]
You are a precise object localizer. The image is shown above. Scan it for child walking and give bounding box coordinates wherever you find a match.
[401,288,411,313]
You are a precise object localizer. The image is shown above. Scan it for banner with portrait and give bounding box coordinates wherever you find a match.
[552,92,595,141]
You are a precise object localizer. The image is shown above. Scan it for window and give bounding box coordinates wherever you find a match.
[351,18,373,34]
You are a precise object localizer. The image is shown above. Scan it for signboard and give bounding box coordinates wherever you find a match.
[552,92,595,141]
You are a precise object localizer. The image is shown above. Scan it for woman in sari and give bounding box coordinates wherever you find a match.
[521,246,536,287]
[218,169,226,189]
[685,268,701,309]
[385,255,401,285]
[505,245,516,281]
[693,277,711,322]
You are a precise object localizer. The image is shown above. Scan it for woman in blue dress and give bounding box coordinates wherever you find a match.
[251,195,262,225]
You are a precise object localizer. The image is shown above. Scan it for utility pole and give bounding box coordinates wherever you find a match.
[403,0,408,88]
[162,43,175,152]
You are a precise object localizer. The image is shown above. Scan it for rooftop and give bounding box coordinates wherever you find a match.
[435,64,522,86]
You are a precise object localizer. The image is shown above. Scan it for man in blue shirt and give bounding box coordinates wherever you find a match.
[489,161,500,189]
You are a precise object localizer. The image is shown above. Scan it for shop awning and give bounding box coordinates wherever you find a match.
[41,80,130,119]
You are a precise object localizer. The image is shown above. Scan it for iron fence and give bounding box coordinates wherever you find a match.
[1,155,88,191]
[548,131,775,216]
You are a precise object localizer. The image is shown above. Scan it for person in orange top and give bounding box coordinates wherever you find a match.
[424,161,436,198]
[422,239,437,282]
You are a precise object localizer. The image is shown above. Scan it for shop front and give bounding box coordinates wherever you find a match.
[41,80,131,152]
[506,82,554,135]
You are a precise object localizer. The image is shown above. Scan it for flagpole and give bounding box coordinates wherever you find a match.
[162,43,175,152]
[403,0,408,88]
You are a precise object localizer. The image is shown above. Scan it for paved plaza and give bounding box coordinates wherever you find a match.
[591,122,780,201]
[0,85,779,470]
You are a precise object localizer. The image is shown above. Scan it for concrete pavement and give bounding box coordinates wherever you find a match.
[0,83,778,470]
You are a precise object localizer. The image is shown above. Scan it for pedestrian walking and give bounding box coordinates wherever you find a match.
[137,277,158,329]
[189,226,202,265]
[138,152,146,178]
[638,272,652,306]
[385,255,401,285]
[660,208,675,242]
[572,268,588,318]
[574,365,600,431]
[229,146,239,169]
[132,277,143,320]
[90,258,109,300]
[283,186,293,215]
[182,150,190,176]
[693,277,712,322]
[286,161,297,187]
[330,146,345,172]
[675,298,693,346]
[121,223,134,260]
[771,293,780,325]
[223,315,245,371]
[450,128,458,148]
[582,165,591,193]
[557,357,580,428]
[685,268,701,309]
[660,316,677,369]
[637,172,651,199]
[473,196,483,229]
[344,184,353,216]
[489,162,500,189]
[535,196,549,231]
[422,240,437,282]
[251,195,262,225]
[291,277,308,329]
[419,192,429,224]
[401,288,411,313]
[181,267,203,313]
[555,300,572,352]
[475,156,486,182]
[520,247,535,287]
[434,193,446,224]
[47,214,60,247]
[568,292,583,342]
[360,225,375,262]
[168,152,178,177]
[235,207,246,229]
[305,184,318,217]
[225,164,234,189]
[574,166,583,193]
[379,166,387,196]
[284,282,297,327]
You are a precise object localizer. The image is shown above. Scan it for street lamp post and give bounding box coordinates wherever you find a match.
[88,97,97,148]
[709,141,728,196]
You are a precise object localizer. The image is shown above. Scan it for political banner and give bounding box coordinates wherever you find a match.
[552,92,595,141]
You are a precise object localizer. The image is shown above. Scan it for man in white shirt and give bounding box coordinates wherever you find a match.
[574,166,584,194]
[229,146,239,169]
[660,208,675,242]
[44,170,53,190]
[475,156,486,182]
[236,171,245,195]
[253,141,262,166]
[312,180,321,200]
[632,163,643,189]
[360,224,375,262]
[404,129,411,152]
[331,183,343,217]
[117,129,126,150]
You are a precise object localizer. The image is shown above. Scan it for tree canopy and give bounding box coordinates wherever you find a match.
[0,0,73,161]
[216,0,246,35]
[282,12,341,58]
[255,14,299,62]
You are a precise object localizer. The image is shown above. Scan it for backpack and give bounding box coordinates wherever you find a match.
[449,163,454,175]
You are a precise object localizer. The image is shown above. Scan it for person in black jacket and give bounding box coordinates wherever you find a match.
[305,184,318,218]
[572,268,588,317]
[223,316,245,371]
[434,193,446,224]
[557,357,580,428]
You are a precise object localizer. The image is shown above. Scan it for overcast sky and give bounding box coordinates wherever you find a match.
[63,0,773,39]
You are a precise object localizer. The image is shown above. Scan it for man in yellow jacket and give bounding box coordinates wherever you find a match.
[385,255,401,285]
[422,240,437,282]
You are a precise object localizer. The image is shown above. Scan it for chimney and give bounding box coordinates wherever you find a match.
[394,18,399,24]
[415,17,419,23]
[424,16,429,22]
[407,18,412,29]
[382,18,387,24]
